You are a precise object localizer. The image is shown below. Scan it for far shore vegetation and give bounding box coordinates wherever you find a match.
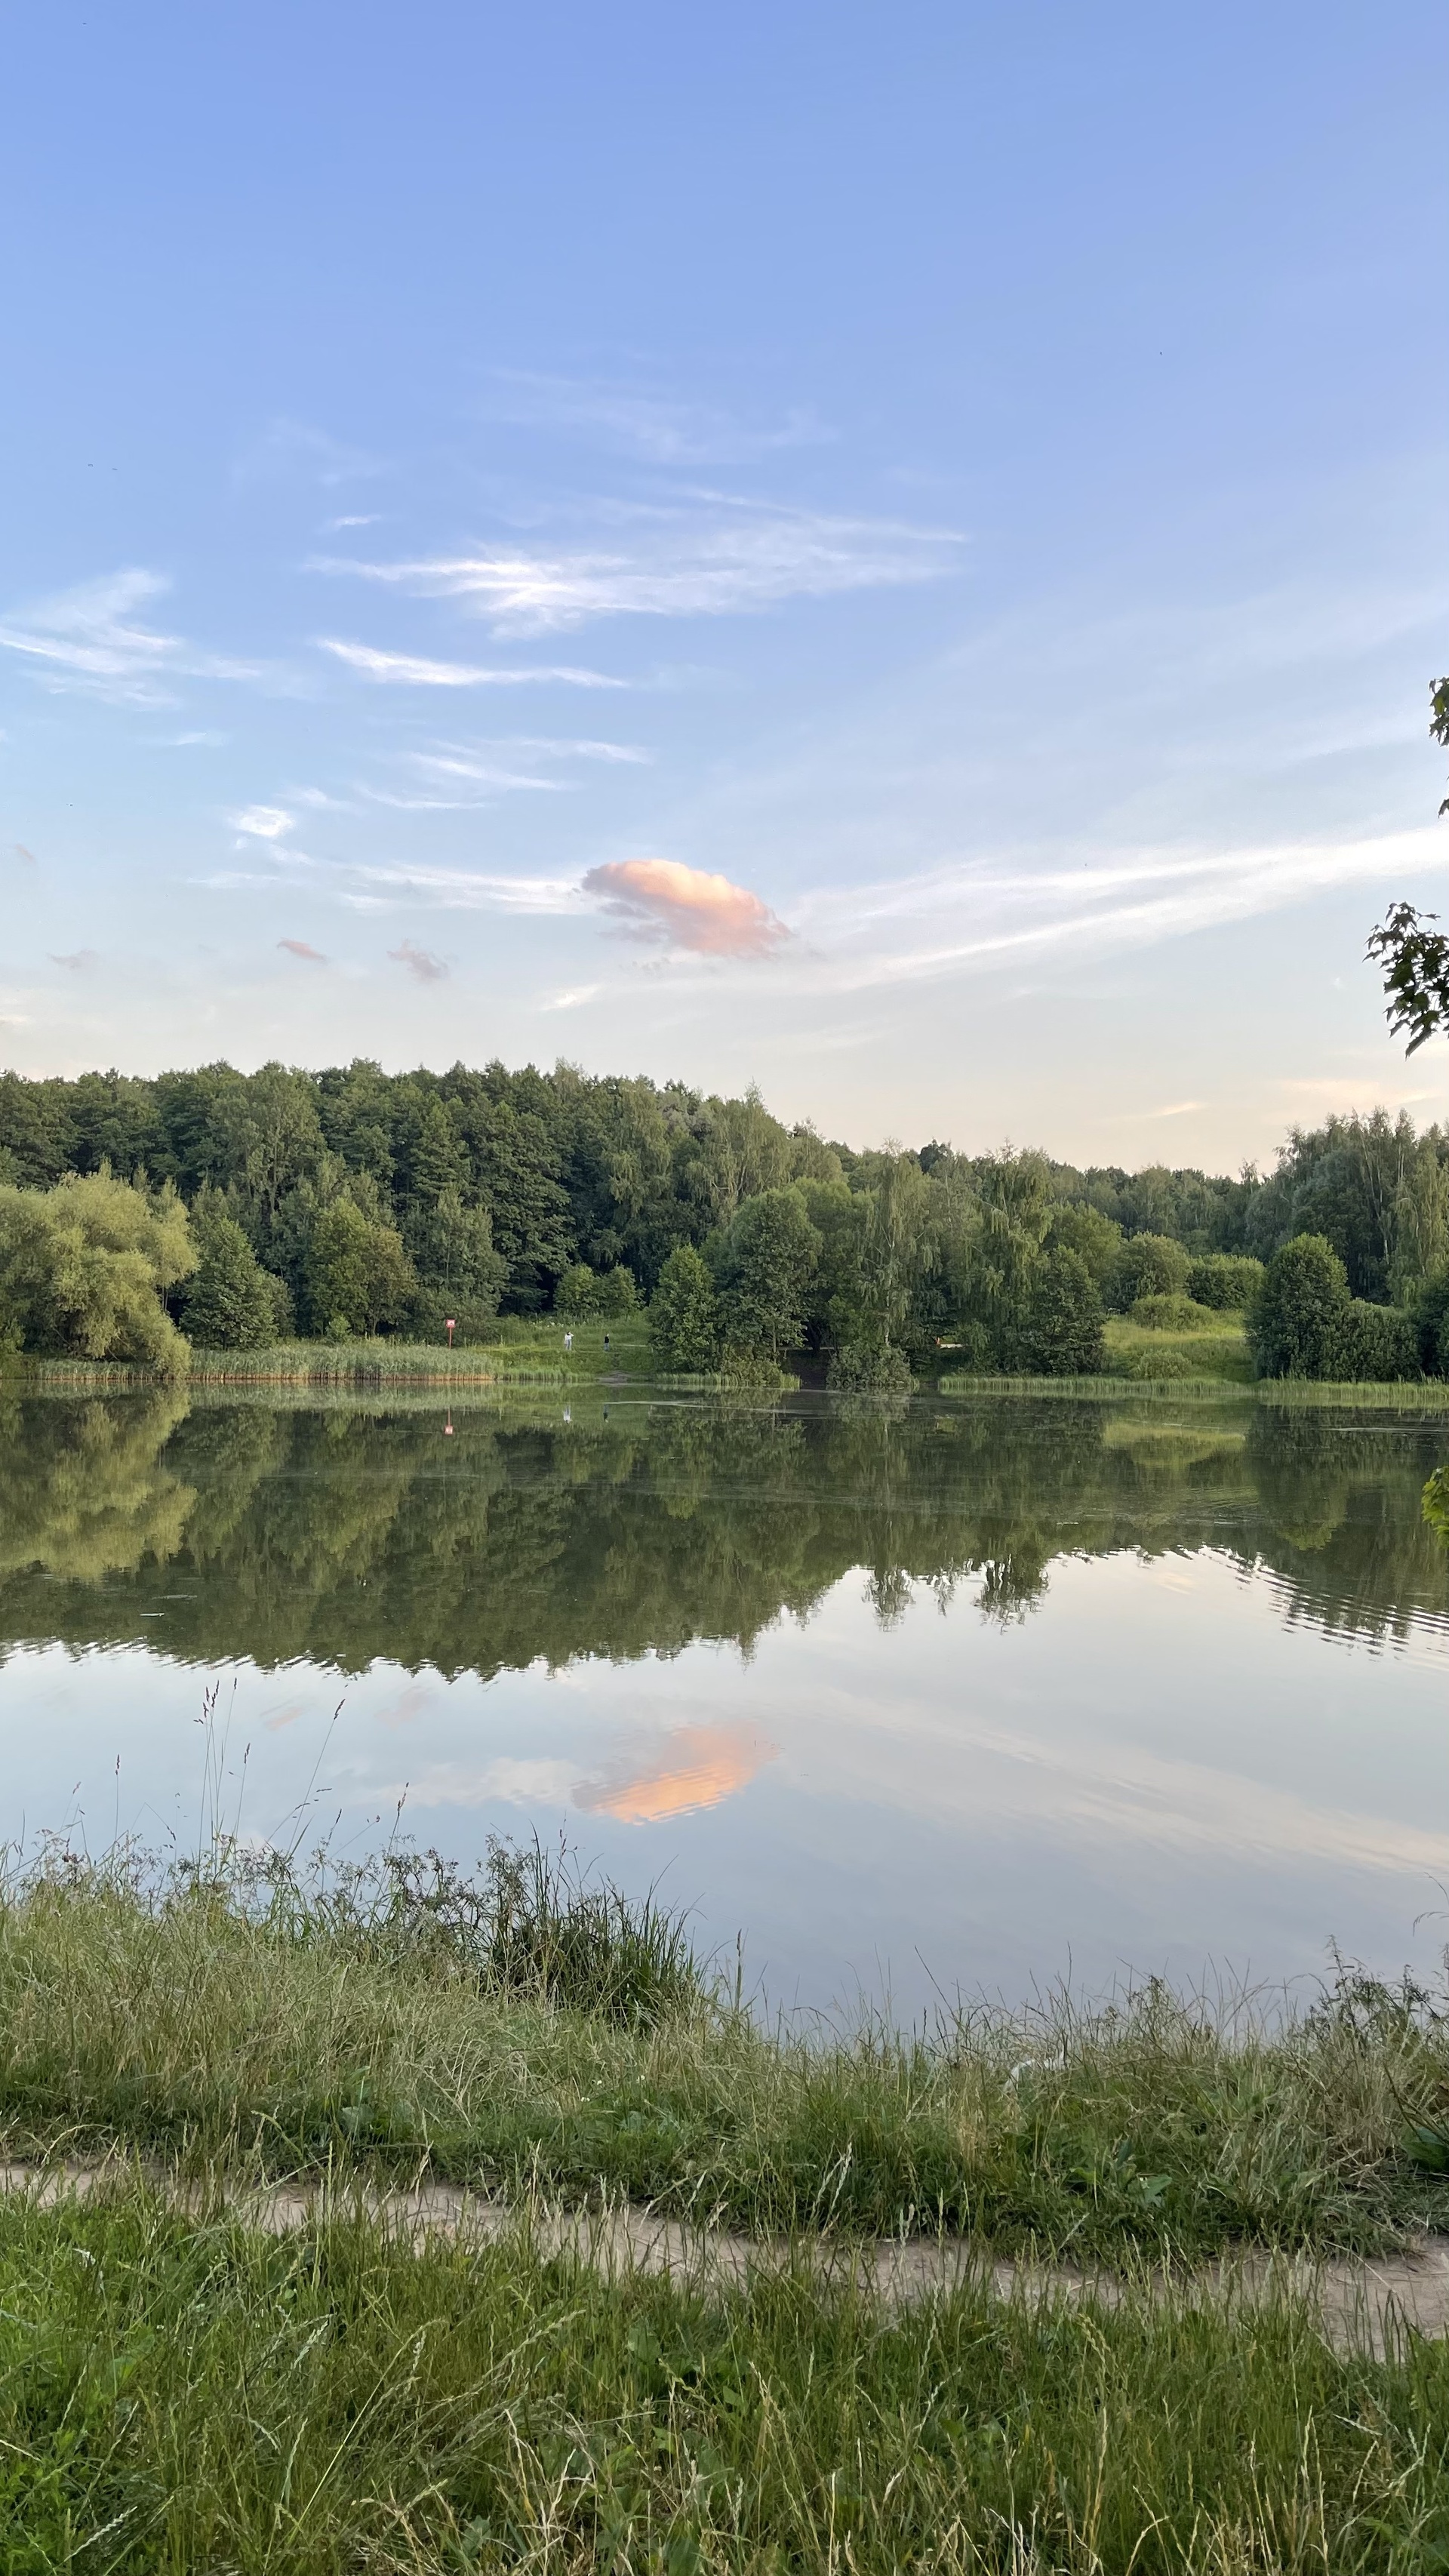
[5,1064,1449,1390]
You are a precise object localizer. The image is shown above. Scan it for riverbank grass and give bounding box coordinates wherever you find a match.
[4,1839,1449,2264]
[1,2180,1447,2571]
[14,1313,654,1390]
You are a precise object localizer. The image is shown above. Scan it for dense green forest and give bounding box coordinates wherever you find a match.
[2,1060,1449,1379]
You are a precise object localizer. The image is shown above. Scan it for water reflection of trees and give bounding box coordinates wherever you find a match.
[0,1388,1446,1676]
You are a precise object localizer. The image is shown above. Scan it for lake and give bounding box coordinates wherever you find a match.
[3,1380,1449,2014]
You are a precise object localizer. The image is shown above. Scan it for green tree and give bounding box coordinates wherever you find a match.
[713,1188,821,1365]
[305,1196,415,1336]
[0,1171,194,1371]
[1249,1235,1350,1378]
[408,1187,506,1337]
[555,1262,638,1320]
[1045,1201,1122,1287]
[1109,1233,1191,1310]
[180,1208,280,1350]
[648,1243,721,1372]
[1020,1247,1105,1374]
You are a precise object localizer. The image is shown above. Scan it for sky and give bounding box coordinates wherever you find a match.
[2,0,1446,1173]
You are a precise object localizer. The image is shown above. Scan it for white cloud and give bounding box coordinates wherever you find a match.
[0,570,257,706]
[231,805,294,839]
[540,983,603,1011]
[785,824,1447,996]
[315,637,626,688]
[310,500,962,633]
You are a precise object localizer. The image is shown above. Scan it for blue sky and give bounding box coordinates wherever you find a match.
[2,0,1445,1168]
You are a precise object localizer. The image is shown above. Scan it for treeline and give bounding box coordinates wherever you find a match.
[2,1062,1449,1377]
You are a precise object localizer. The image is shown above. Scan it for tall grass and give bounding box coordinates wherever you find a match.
[3,1839,1449,2258]
[0,2182,1447,2570]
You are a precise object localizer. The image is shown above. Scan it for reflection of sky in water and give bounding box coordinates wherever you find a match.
[5,1539,1449,2014]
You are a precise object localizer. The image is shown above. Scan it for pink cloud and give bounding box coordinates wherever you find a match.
[581,857,789,958]
[278,937,328,962]
[389,937,448,983]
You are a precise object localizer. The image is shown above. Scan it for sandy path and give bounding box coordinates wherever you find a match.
[3,2159,1446,2358]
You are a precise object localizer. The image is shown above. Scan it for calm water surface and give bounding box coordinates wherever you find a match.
[3,1383,1449,2011]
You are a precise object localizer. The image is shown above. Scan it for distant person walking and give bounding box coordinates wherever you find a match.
[562,1329,574,1353]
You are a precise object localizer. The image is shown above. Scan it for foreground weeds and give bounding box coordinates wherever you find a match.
[2,1841,1449,2261]
[0,2182,1447,2570]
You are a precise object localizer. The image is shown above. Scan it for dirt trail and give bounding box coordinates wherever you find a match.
[4,2159,1447,2359]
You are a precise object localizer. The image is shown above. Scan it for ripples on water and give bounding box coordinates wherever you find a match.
[2,1383,1448,2006]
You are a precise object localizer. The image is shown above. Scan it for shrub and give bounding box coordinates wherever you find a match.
[1107,1233,1190,1310]
[1020,1247,1104,1374]
[827,1340,915,1391]
[1130,1293,1217,1332]
[1249,1235,1349,1378]
[1124,1344,1191,1379]
[648,1244,721,1371]
[1331,1299,1420,1382]
[1186,1252,1265,1310]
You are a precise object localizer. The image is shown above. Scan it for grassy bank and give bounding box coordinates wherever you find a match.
[14,1316,654,1392]
[1,2182,1447,2571]
[4,1842,1449,2265]
[1101,1310,1256,1383]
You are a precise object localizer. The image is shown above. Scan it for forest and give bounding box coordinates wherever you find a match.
[2,1058,1448,1380]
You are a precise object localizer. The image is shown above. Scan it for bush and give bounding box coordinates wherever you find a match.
[1249,1235,1349,1378]
[1131,1293,1218,1332]
[1107,1233,1190,1310]
[555,1261,638,1321]
[827,1340,915,1391]
[1124,1344,1191,1380]
[1186,1252,1264,1310]
[1331,1299,1420,1382]
[1020,1247,1104,1374]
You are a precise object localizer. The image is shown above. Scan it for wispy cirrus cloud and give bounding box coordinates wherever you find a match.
[278,937,328,962]
[480,369,832,466]
[197,848,578,916]
[315,638,626,688]
[51,948,98,971]
[0,570,257,706]
[786,823,1447,996]
[582,857,790,959]
[311,499,961,634]
[389,937,448,983]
